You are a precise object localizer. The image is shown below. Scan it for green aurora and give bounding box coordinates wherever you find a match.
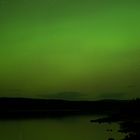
[0,0,140,99]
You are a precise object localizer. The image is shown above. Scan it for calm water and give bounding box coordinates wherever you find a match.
[0,115,124,140]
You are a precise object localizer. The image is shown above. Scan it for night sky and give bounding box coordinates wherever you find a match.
[0,0,140,99]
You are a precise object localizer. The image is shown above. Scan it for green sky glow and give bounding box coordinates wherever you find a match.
[0,0,140,99]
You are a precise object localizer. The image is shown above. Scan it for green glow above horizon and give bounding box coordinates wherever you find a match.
[0,0,140,99]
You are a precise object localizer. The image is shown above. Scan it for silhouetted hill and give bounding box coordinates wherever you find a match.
[0,97,140,119]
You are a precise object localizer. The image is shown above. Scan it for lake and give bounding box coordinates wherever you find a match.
[0,115,124,140]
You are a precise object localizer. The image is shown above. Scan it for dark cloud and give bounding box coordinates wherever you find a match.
[97,92,126,100]
[40,92,84,100]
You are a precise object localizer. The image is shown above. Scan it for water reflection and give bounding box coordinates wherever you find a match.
[0,115,124,140]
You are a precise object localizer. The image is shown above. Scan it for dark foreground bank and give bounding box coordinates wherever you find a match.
[92,117,140,140]
[90,99,140,140]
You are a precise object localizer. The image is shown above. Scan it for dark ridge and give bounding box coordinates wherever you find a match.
[0,97,140,120]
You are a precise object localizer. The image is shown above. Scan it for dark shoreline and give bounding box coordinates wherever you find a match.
[87,99,140,140]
